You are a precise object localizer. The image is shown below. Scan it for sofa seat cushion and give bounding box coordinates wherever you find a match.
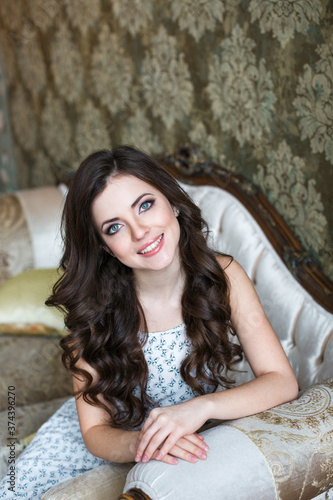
[41,463,133,500]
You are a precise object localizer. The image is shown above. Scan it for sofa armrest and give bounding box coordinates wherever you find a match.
[121,379,333,500]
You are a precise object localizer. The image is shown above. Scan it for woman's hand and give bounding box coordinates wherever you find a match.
[148,433,209,465]
[135,399,210,464]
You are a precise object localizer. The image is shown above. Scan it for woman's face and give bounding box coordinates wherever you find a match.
[91,174,181,274]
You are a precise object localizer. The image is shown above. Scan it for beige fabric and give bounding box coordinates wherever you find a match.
[227,378,333,500]
[41,463,133,500]
[0,185,66,287]
[16,186,66,270]
[0,335,72,412]
[0,193,33,287]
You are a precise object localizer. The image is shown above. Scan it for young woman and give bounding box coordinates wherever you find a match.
[0,146,298,498]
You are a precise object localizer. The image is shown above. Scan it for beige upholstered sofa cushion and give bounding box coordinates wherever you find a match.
[41,463,133,500]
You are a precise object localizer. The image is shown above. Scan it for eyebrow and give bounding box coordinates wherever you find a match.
[101,193,154,231]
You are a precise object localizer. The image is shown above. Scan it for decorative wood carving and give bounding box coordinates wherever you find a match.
[157,144,333,314]
[118,488,152,500]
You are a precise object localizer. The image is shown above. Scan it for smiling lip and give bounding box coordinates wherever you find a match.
[138,234,164,256]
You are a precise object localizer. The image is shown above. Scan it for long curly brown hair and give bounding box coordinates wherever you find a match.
[47,145,242,429]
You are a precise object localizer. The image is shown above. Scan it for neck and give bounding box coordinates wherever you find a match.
[134,255,185,303]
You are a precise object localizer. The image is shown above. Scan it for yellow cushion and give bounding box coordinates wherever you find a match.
[0,269,66,335]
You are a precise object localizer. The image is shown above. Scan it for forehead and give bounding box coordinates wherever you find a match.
[91,174,162,215]
[101,174,158,199]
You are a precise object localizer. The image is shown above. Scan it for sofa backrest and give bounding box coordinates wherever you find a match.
[181,182,333,391]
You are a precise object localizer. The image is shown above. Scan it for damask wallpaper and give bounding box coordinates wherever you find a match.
[0,0,332,279]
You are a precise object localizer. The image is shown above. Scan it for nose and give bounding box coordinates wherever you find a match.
[130,219,150,241]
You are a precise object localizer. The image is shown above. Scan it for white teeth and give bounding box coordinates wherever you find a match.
[139,234,163,254]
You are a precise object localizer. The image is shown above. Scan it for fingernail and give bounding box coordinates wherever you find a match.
[190,455,197,463]
[199,452,207,459]
[172,458,178,465]
[142,455,149,463]
[135,454,141,462]
[203,444,209,451]
[156,452,163,460]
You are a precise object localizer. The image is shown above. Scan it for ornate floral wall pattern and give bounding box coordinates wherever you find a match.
[63,0,101,36]
[111,0,153,37]
[253,140,328,255]
[206,24,277,147]
[170,0,225,41]
[91,26,134,116]
[141,26,194,130]
[293,35,333,165]
[249,0,322,48]
[0,0,332,279]
[50,23,84,104]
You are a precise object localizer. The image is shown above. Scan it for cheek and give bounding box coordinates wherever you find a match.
[101,235,123,256]
[161,207,178,229]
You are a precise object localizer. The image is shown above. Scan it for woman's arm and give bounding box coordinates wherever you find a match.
[135,258,299,463]
[73,356,208,465]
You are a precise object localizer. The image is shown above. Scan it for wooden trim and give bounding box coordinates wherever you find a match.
[118,488,152,500]
[157,144,333,314]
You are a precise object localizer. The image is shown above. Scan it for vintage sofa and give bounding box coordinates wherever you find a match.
[0,146,332,500]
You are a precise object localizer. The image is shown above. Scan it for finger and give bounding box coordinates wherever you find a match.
[136,426,172,462]
[143,428,179,462]
[163,443,202,463]
[136,415,154,444]
[135,409,166,459]
[155,432,185,462]
[175,438,208,460]
[152,450,178,465]
[183,434,209,451]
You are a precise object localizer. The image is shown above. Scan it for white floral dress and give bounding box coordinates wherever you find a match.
[0,324,214,499]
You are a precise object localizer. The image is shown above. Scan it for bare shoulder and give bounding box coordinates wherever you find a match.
[216,254,248,282]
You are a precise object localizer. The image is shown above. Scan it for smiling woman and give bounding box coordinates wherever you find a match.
[0,145,298,499]
[91,174,181,272]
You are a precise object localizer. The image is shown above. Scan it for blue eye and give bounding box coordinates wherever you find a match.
[140,200,154,212]
[107,223,121,235]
